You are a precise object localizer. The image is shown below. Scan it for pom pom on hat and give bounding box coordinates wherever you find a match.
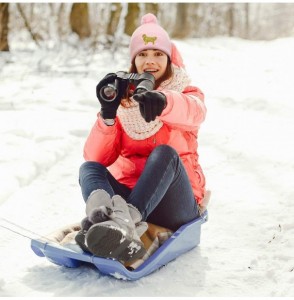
[129,13,172,62]
[141,13,158,24]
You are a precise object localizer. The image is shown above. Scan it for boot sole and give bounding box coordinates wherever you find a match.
[86,224,146,263]
[75,230,91,253]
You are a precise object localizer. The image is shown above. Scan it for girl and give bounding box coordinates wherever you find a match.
[76,13,208,263]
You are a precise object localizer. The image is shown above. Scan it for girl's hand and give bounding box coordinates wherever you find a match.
[133,91,167,123]
[96,73,127,119]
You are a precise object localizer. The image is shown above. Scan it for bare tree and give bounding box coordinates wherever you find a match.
[124,3,140,36]
[70,3,91,39]
[57,3,67,39]
[227,3,234,36]
[145,3,159,16]
[5,2,294,48]
[110,3,128,56]
[171,3,191,39]
[0,3,9,51]
[106,3,122,37]
[245,3,250,38]
[16,3,41,47]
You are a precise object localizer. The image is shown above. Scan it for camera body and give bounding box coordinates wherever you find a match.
[99,71,155,102]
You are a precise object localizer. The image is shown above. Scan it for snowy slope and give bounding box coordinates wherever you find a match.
[0,36,294,296]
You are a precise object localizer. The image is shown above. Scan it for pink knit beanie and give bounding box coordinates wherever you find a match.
[129,13,172,62]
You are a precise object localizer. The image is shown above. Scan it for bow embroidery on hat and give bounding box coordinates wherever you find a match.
[142,34,157,45]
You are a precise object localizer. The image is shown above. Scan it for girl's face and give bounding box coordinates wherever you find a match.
[134,49,168,81]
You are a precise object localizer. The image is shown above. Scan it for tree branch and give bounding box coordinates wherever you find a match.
[16,3,41,47]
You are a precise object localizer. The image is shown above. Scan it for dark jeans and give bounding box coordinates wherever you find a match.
[79,145,200,231]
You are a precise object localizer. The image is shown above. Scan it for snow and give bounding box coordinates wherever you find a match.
[1,35,294,297]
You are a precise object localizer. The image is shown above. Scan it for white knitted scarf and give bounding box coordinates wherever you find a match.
[117,66,191,140]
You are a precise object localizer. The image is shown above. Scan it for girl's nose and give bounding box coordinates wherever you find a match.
[145,57,155,64]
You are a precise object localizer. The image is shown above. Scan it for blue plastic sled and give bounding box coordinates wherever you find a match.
[31,210,208,280]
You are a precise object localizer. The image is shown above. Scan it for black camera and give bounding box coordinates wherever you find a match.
[99,71,155,102]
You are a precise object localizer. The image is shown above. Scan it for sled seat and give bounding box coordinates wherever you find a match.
[31,210,208,280]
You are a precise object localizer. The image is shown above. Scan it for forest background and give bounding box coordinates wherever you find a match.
[1,2,294,52]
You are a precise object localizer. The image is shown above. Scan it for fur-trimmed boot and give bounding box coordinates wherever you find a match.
[75,189,114,252]
[85,194,147,263]
[75,189,147,261]
[127,203,148,237]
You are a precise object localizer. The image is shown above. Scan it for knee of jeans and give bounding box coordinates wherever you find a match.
[79,161,106,179]
[151,145,178,160]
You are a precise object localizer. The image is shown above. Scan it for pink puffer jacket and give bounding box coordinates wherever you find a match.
[83,83,207,204]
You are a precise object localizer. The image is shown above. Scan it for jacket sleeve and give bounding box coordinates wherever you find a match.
[159,85,206,131]
[83,113,121,166]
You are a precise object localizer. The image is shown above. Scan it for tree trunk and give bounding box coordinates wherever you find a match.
[16,3,41,47]
[0,3,9,51]
[124,3,140,36]
[145,3,158,16]
[57,3,66,39]
[245,3,250,39]
[171,3,190,39]
[227,3,235,36]
[106,3,122,36]
[70,3,91,39]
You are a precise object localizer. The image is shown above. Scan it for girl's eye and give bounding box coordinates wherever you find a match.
[155,52,163,56]
[138,52,147,57]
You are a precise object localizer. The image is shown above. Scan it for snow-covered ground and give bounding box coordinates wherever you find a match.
[0,35,294,297]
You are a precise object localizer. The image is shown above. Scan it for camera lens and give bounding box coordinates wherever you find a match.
[100,84,117,102]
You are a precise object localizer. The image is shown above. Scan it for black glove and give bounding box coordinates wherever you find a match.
[133,91,167,123]
[96,73,127,119]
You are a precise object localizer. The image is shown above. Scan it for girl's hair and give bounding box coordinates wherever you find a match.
[121,57,173,107]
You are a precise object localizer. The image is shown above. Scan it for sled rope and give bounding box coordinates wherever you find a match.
[0,223,35,241]
[0,217,55,242]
